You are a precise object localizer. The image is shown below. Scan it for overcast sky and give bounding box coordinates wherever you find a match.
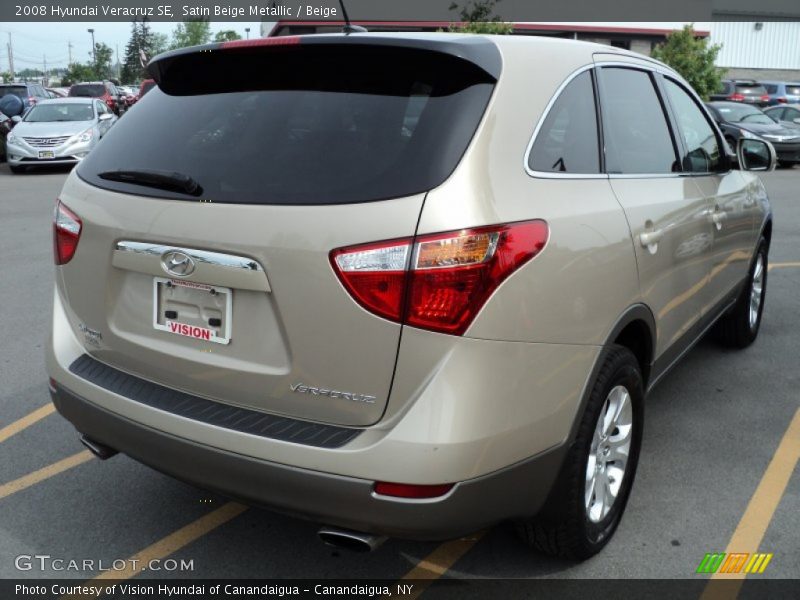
[0,21,268,73]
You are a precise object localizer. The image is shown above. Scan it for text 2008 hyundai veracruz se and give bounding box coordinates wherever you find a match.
[47,34,774,559]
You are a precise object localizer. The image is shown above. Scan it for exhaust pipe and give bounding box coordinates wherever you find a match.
[80,435,119,460]
[318,527,387,553]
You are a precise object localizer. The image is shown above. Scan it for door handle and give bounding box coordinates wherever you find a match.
[711,206,726,230]
[639,228,664,248]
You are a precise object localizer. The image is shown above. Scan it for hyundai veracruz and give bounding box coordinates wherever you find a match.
[47,34,774,559]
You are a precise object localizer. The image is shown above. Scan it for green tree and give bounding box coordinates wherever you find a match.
[61,63,95,86]
[93,42,114,79]
[446,0,513,34]
[214,30,242,42]
[650,25,726,100]
[171,20,212,49]
[0,71,11,83]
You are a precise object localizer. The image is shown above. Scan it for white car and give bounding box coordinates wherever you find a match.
[6,97,116,173]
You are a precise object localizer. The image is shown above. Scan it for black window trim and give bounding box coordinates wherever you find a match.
[523,63,606,180]
[658,74,733,176]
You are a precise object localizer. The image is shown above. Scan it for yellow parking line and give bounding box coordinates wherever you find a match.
[701,408,800,598]
[0,450,93,500]
[394,531,485,599]
[0,404,55,444]
[94,502,248,581]
[768,261,800,271]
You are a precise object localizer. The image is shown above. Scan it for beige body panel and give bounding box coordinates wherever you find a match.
[49,35,769,488]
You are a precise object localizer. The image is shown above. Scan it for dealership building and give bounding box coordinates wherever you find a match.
[263,20,800,81]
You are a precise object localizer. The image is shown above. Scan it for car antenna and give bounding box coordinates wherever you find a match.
[338,0,367,34]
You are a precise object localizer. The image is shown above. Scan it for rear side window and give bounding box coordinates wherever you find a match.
[0,86,27,100]
[598,68,678,174]
[78,45,495,205]
[528,70,600,174]
[764,84,778,94]
[663,79,722,173]
[70,84,105,97]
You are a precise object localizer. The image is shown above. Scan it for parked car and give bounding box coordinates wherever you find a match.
[46,87,69,98]
[120,86,139,108]
[710,79,770,107]
[5,97,116,173]
[763,104,800,129]
[0,82,50,110]
[760,81,800,106]
[706,101,800,167]
[138,79,156,99]
[69,81,125,116]
[48,34,773,560]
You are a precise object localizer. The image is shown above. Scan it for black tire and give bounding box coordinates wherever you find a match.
[9,165,25,174]
[516,345,644,560]
[714,238,768,348]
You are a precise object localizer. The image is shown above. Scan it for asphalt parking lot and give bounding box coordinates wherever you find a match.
[0,163,798,591]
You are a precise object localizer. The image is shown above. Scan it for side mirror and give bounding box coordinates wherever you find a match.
[737,138,776,171]
[793,117,800,125]
[99,113,113,121]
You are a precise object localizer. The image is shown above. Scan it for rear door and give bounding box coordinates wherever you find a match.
[659,76,755,313]
[596,65,714,359]
[59,41,497,427]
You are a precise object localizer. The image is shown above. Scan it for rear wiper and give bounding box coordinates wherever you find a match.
[98,169,203,196]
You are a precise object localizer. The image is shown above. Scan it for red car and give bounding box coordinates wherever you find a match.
[138,79,156,99]
[69,81,125,115]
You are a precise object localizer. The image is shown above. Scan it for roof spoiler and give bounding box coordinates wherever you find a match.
[148,35,502,93]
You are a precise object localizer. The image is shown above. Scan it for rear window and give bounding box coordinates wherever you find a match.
[78,45,495,205]
[70,84,106,97]
[0,86,26,100]
[735,83,767,95]
[787,85,800,96]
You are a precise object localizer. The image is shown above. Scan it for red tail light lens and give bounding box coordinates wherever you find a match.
[331,220,548,336]
[760,94,770,102]
[374,481,454,499]
[53,200,82,265]
[778,97,787,103]
[729,93,745,102]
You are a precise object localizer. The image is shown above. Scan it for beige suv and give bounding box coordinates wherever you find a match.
[47,34,773,558]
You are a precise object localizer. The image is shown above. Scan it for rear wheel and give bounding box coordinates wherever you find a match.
[516,345,644,559]
[714,238,768,348]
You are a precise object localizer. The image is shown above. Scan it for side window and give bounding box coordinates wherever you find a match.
[768,107,785,120]
[528,70,600,174]
[598,68,678,174]
[663,78,723,173]
[764,84,778,94]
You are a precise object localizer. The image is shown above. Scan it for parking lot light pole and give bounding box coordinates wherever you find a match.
[245,28,250,39]
[87,28,96,73]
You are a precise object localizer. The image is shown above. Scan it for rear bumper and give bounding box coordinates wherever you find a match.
[51,383,567,540]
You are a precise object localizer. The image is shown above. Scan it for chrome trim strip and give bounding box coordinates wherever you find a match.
[523,59,694,181]
[115,241,264,272]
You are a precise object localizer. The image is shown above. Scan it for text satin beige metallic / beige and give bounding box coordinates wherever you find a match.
[47,33,773,559]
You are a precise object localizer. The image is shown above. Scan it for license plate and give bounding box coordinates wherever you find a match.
[38,150,55,159]
[153,278,232,344]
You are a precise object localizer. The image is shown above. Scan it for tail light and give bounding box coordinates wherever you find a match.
[760,94,770,103]
[778,97,787,103]
[729,93,745,102]
[28,96,37,106]
[374,481,454,499]
[331,220,548,336]
[53,200,82,265]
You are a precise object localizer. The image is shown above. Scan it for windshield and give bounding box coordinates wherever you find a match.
[716,105,774,125]
[70,84,105,97]
[78,45,495,205]
[24,103,94,122]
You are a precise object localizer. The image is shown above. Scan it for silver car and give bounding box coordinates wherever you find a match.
[6,97,116,173]
[47,34,774,559]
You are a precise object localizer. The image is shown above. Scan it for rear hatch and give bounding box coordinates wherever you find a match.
[60,36,498,427]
